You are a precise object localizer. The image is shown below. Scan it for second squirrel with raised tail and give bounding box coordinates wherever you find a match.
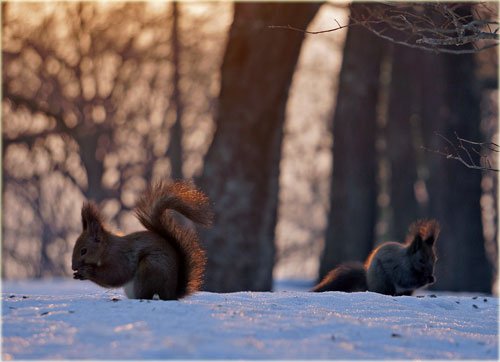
[71,181,212,300]
[312,220,440,296]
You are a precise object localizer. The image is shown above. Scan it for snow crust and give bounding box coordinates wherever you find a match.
[2,279,498,360]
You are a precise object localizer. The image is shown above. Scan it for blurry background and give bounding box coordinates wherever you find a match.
[2,2,498,294]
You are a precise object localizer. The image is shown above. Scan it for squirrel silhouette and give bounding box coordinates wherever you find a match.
[312,220,440,296]
[72,180,212,300]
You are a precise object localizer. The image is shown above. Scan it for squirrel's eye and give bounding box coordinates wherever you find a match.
[80,248,87,256]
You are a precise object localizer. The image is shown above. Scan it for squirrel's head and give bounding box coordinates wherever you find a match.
[72,202,107,271]
[407,219,440,283]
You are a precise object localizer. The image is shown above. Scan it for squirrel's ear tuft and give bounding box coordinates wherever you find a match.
[407,219,440,250]
[81,202,104,236]
[420,219,440,246]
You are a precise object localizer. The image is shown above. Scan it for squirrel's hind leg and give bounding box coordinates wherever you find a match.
[133,255,178,300]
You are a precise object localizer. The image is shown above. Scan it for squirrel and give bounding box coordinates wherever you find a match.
[71,180,213,300]
[312,219,440,296]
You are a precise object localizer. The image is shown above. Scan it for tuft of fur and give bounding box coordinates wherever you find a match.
[135,180,213,297]
[406,219,440,247]
[81,202,105,234]
[311,261,367,292]
[313,219,440,296]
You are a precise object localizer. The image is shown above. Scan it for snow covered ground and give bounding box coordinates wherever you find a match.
[2,279,498,360]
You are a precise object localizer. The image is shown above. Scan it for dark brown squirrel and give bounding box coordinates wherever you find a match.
[71,180,213,300]
[312,220,440,296]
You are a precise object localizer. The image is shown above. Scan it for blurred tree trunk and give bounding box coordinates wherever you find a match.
[385,45,425,242]
[423,49,493,293]
[199,2,320,292]
[167,1,184,180]
[78,133,108,202]
[383,5,492,292]
[318,4,385,280]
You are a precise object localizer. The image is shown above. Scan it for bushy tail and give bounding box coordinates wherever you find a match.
[311,262,367,292]
[135,180,213,298]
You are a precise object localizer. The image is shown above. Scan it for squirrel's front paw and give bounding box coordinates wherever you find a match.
[74,265,94,280]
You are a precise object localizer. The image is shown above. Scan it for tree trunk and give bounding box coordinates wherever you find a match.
[167,1,184,180]
[423,48,493,293]
[385,44,425,242]
[199,2,320,292]
[318,4,385,280]
[77,131,111,203]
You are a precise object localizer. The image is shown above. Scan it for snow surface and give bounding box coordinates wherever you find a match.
[2,279,498,360]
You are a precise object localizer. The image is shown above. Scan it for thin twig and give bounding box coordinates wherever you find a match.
[269,3,499,54]
[267,23,349,35]
[423,132,499,172]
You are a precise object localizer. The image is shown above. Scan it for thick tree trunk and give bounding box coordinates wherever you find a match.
[318,5,385,280]
[199,2,320,292]
[424,49,493,293]
[385,44,425,242]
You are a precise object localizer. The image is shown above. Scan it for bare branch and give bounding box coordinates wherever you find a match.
[269,2,499,54]
[267,23,349,35]
[417,32,499,46]
[423,132,499,172]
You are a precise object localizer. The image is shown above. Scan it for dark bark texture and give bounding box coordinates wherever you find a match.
[385,44,426,242]
[199,2,320,292]
[318,4,386,280]
[384,42,491,293]
[423,50,493,293]
[167,1,184,180]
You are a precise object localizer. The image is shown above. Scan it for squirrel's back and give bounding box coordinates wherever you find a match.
[135,180,213,298]
[365,243,406,295]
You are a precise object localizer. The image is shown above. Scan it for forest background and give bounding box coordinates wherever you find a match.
[2,2,498,294]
